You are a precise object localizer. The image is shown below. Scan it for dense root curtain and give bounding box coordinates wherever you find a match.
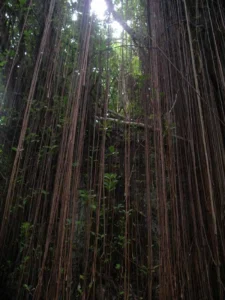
[0,0,225,299]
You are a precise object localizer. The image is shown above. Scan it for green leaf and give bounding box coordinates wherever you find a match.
[90,203,97,210]
[115,263,121,270]
[0,60,7,67]
[21,222,31,231]
[72,161,79,167]
[23,284,31,291]
[108,145,115,153]
[19,0,26,6]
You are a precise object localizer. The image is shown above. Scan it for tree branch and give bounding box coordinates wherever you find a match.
[96,116,151,129]
[107,109,126,120]
[96,116,189,141]
[105,0,147,49]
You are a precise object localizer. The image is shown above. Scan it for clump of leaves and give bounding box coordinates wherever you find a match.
[104,173,118,192]
[19,222,33,252]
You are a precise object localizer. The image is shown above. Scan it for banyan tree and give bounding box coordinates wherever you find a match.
[0,0,225,299]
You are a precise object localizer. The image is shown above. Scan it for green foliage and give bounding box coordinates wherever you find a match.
[0,60,7,68]
[108,145,119,156]
[131,55,141,76]
[20,222,32,239]
[18,222,33,272]
[19,0,26,6]
[23,284,32,293]
[79,189,97,210]
[104,173,118,192]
